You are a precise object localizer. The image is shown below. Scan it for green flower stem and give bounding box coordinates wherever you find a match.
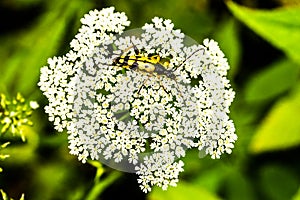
[85,171,122,200]
[118,112,131,121]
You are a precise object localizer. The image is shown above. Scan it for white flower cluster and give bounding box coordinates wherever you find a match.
[38,7,237,193]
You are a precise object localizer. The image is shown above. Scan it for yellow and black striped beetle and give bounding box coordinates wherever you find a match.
[112,43,202,96]
[113,45,176,80]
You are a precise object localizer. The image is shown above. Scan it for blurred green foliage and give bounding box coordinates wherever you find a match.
[0,0,300,199]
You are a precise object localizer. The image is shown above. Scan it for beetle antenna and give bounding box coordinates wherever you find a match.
[172,47,204,71]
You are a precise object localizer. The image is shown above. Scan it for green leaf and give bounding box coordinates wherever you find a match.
[109,0,215,41]
[244,59,300,104]
[32,162,74,200]
[0,0,92,96]
[191,164,228,193]
[148,181,221,200]
[227,1,300,64]
[213,18,241,78]
[293,187,300,200]
[249,84,300,153]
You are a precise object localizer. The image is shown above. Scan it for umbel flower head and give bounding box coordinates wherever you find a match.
[0,93,39,141]
[38,7,237,193]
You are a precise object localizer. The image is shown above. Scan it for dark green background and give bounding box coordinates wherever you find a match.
[1,0,300,199]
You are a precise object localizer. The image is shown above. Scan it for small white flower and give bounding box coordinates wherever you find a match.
[29,101,39,109]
